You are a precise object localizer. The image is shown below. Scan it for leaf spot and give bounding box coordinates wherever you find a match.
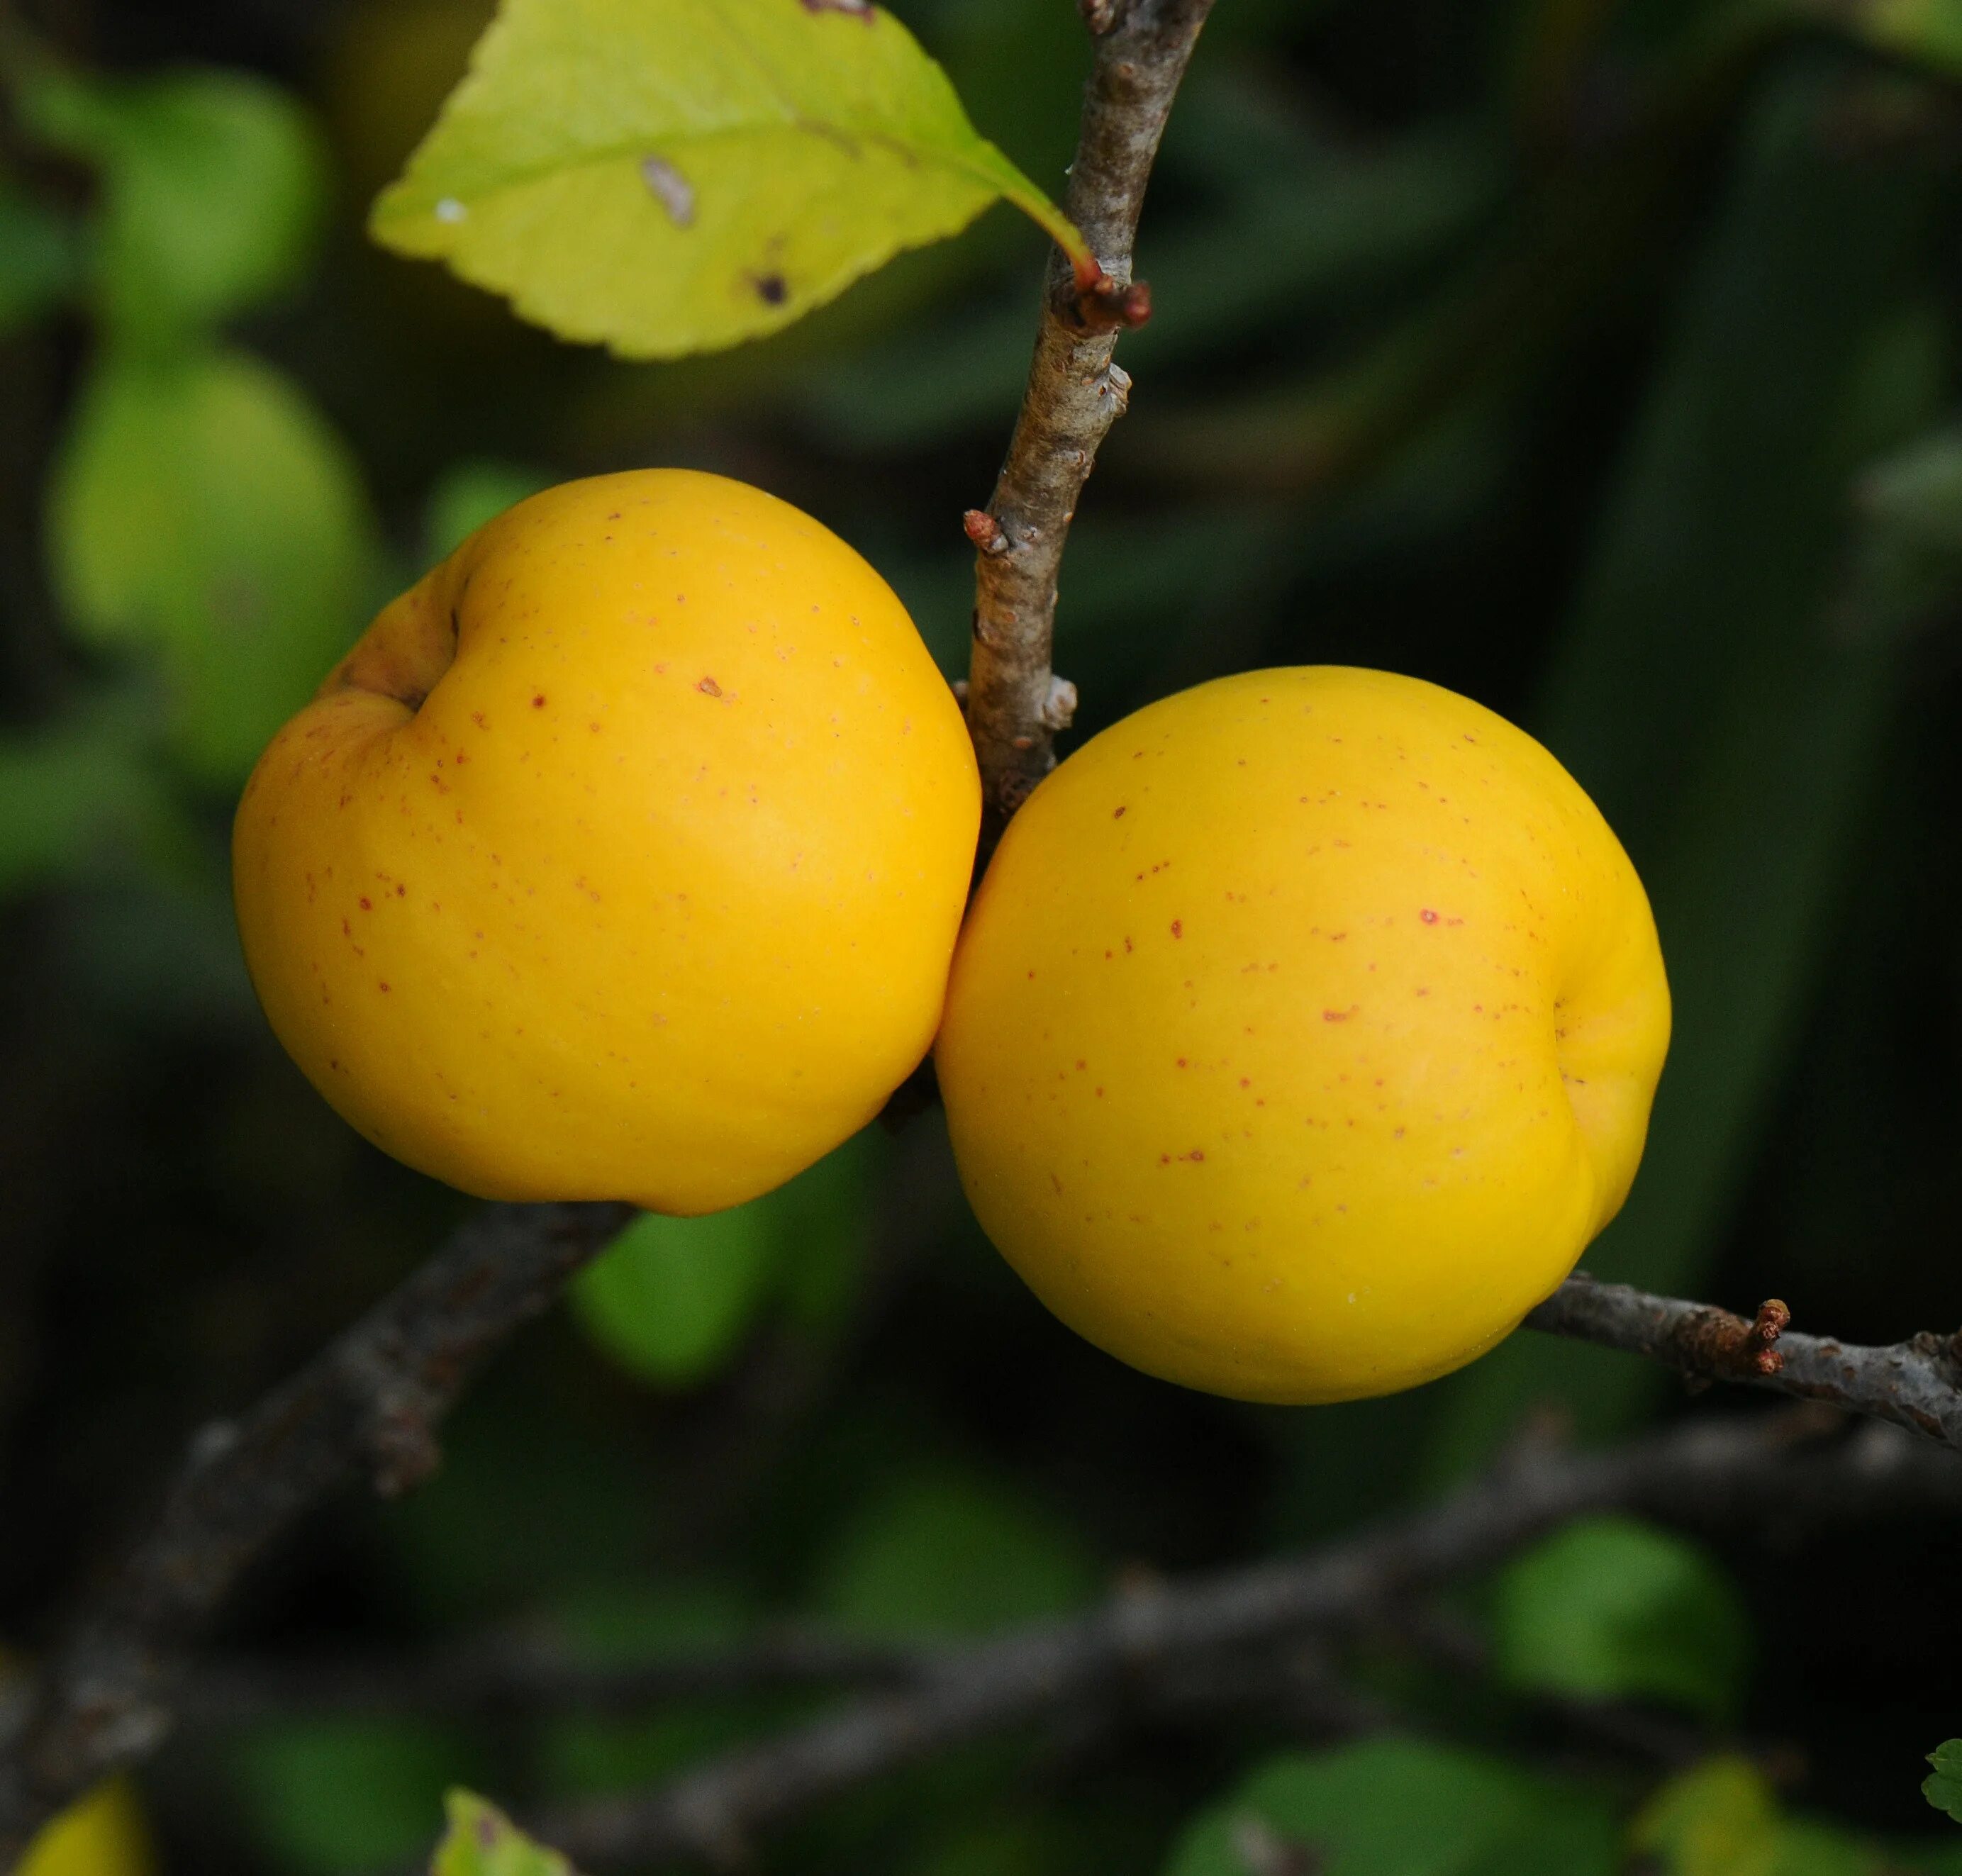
[640,156,696,228]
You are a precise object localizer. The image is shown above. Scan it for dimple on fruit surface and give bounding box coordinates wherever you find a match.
[935,666,1669,1405]
[233,469,979,1213]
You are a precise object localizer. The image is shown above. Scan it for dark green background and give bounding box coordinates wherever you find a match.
[4,0,1962,1870]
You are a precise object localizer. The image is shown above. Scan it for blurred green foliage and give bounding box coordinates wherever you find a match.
[3,0,1962,1872]
[16,64,327,348]
[1491,1517,1749,1721]
[49,349,376,778]
[1164,1738,1621,1876]
[569,1132,873,1387]
[229,1718,485,1876]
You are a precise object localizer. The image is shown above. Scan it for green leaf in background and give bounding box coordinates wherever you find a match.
[1632,1759,1779,1876]
[433,1792,578,1876]
[1841,420,1962,637]
[535,1579,768,1797]
[1925,1741,1962,1824]
[0,179,77,335]
[1492,1516,1749,1721]
[16,64,328,348]
[1162,1738,1619,1876]
[228,1716,482,1876]
[569,1134,871,1386]
[573,1202,781,1387]
[813,1467,1098,1639]
[1431,55,1944,1468]
[370,0,1086,359]
[423,457,558,565]
[1624,1758,1929,1876]
[47,347,377,783]
[0,700,190,901]
[1833,0,1962,77]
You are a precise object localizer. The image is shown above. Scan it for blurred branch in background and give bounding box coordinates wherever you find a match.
[11,1232,1962,1866]
[0,1200,630,1864]
[511,1412,1962,1872]
[3,1,1962,1871]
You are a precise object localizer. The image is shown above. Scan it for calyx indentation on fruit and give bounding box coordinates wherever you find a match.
[330,575,463,716]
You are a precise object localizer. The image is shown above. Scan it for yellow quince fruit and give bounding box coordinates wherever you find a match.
[234,469,979,1212]
[937,666,1668,1403]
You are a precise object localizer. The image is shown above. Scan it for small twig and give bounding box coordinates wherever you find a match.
[0,1200,632,1862]
[519,1413,1962,1870]
[964,0,1216,832]
[1527,1274,1962,1451]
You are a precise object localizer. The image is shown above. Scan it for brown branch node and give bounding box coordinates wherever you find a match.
[1527,1275,1962,1455]
[1069,267,1154,335]
[962,509,1009,554]
[1683,1297,1791,1380]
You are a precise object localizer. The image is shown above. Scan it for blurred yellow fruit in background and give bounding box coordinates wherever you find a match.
[15,1780,155,1876]
[937,666,1669,1403]
[234,469,978,1213]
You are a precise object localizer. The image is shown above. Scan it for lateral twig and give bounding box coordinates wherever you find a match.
[1528,1273,1962,1449]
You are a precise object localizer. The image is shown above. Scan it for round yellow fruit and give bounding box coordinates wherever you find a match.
[234,469,979,1213]
[936,666,1668,1404]
[14,1780,155,1876]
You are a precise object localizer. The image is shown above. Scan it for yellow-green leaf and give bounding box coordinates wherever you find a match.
[433,1792,577,1876]
[369,0,1086,359]
[1632,1759,1780,1876]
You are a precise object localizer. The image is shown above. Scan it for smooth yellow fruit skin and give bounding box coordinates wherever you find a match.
[936,667,1669,1405]
[234,469,979,1212]
[14,1780,155,1876]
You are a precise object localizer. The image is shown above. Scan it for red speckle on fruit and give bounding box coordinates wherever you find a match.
[1420,908,1439,924]
[532,694,547,708]
[358,896,372,910]
[1171,920,1183,938]
[698,676,723,697]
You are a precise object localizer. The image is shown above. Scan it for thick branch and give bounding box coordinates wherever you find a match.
[964,0,1216,828]
[0,1199,632,1861]
[524,1413,1962,1870]
[1527,1273,1962,1451]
